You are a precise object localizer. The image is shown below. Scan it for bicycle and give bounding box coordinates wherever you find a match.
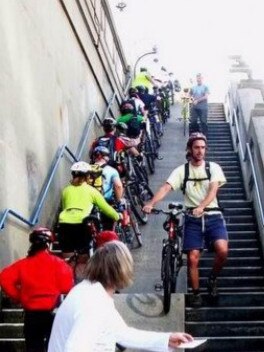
[151,202,184,314]
[180,96,191,136]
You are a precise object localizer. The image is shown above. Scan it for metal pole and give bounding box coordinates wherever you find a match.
[133,51,156,79]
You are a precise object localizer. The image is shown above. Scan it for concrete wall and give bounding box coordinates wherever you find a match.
[0,0,129,266]
[227,57,264,253]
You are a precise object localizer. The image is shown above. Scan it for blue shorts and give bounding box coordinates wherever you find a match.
[183,214,228,252]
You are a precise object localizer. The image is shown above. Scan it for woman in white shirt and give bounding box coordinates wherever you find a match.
[48,241,193,352]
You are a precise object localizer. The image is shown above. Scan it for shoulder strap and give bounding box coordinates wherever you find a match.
[181,161,211,195]
[181,162,189,195]
[205,161,211,180]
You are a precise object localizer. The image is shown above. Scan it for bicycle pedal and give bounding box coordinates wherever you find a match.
[154,283,163,291]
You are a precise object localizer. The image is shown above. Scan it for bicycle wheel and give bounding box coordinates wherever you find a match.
[126,183,148,225]
[162,245,173,314]
[144,135,156,174]
[129,210,143,247]
[133,159,149,184]
[115,222,127,244]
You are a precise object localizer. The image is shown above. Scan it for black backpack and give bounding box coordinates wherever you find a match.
[126,116,141,138]
[93,135,117,161]
[181,161,211,195]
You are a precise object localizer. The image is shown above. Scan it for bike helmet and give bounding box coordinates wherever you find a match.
[120,102,134,114]
[116,122,128,134]
[96,230,119,248]
[71,161,91,174]
[135,85,146,94]
[102,118,116,128]
[93,146,110,157]
[186,132,207,149]
[29,227,55,244]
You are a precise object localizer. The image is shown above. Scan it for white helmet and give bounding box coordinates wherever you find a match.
[70,161,91,174]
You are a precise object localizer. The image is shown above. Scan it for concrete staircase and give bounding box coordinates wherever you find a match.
[185,103,264,351]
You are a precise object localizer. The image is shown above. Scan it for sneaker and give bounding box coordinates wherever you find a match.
[207,277,218,297]
[190,293,202,308]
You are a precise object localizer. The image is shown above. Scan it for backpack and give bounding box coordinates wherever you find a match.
[126,116,141,138]
[87,164,106,193]
[93,135,117,161]
[181,161,211,195]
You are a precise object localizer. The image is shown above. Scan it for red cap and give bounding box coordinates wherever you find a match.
[96,231,119,248]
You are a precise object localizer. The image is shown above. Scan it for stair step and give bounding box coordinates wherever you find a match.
[185,321,264,337]
[223,208,253,216]
[199,276,264,288]
[1,310,23,323]
[221,200,253,208]
[0,339,25,352]
[193,336,264,352]
[204,248,260,257]
[225,216,254,223]
[0,324,23,338]
[186,306,264,321]
[226,223,257,231]
[200,257,263,266]
[199,267,264,276]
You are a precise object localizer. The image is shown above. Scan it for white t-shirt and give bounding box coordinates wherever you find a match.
[166,161,226,209]
[48,281,171,352]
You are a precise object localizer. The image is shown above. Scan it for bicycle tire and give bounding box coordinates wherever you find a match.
[115,223,127,244]
[133,160,149,184]
[130,210,143,247]
[144,137,155,174]
[126,183,148,225]
[138,181,154,203]
[162,245,173,314]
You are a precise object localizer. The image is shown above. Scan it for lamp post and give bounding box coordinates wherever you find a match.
[133,46,158,79]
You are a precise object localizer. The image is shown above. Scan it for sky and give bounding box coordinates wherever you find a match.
[109,0,264,101]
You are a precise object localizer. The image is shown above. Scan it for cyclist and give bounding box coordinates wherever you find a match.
[143,133,228,307]
[0,227,73,352]
[90,118,126,165]
[57,161,121,260]
[189,73,210,136]
[127,87,146,117]
[91,146,124,230]
[117,102,145,141]
[136,85,157,111]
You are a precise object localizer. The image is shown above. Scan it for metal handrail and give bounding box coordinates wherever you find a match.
[227,95,264,226]
[232,108,246,161]
[0,90,116,231]
[245,143,264,226]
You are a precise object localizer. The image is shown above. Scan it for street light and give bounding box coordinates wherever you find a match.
[133,46,158,78]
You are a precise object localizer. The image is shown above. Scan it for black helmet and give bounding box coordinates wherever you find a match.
[120,102,134,114]
[136,85,146,94]
[29,227,55,244]
[116,122,128,134]
[102,118,116,128]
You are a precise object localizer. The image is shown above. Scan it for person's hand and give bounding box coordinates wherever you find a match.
[168,332,193,348]
[118,213,123,221]
[142,203,153,214]
[192,99,198,105]
[192,206,204,217]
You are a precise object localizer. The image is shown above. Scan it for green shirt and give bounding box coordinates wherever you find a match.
[117,113,144,124]
[59,183,119,224]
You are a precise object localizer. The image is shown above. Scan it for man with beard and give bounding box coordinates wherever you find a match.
[143,133,228,308]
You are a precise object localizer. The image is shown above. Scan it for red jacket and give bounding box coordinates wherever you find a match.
[0,250,74,310]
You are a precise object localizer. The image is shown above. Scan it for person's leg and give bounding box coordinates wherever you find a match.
[199,107,208,136]
[24,311,46,352]
[187,249,201,291]
[205,214,229,296]
[183,215,204,307]
[189,107,200,134]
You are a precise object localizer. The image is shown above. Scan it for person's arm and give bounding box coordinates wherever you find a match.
[114,308,193,351]
[143,182,172,213]
[92,188,120,221]
[55,257,74,293]
[192,181,219,217]
[113,176,123,202]
[0,263,21,303]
